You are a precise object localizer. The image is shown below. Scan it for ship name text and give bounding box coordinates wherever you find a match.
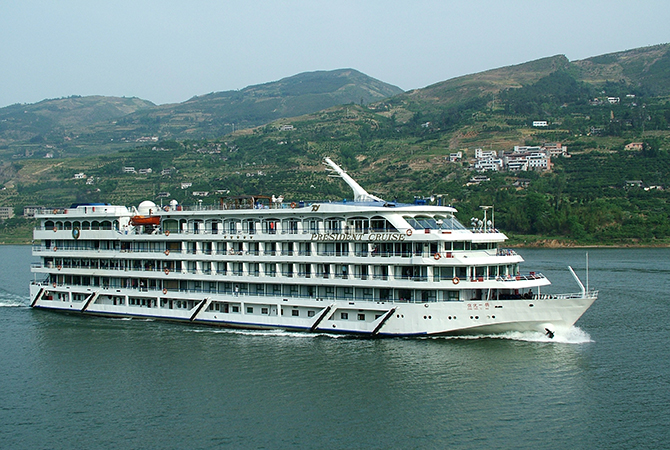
[310,233,406,241]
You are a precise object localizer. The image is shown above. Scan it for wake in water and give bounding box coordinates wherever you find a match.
[431,327,593,344]
[494,327,593,344]
[0,290,29,308]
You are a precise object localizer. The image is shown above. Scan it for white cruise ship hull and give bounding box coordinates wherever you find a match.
[30,283,595,337]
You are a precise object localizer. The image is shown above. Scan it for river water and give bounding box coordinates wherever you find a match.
[0,246,668,449]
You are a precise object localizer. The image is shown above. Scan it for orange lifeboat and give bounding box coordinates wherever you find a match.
[130,215,161,226]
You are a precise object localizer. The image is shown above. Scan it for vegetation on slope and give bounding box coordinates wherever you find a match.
[2,45,670,245]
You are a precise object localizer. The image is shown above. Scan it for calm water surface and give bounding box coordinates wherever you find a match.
[0,246,668,449]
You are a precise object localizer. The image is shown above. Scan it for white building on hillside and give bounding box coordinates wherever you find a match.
[474,157,503,172]
[475,148,498,159]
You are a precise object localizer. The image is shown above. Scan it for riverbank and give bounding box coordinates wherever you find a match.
[506,235,670,248]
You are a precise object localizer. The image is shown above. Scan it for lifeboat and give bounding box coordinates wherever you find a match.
[130,215,160,226]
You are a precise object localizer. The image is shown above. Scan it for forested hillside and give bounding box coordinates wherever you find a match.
[1,45,670,245]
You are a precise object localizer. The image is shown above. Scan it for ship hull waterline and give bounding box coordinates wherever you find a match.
[30,284,595,337]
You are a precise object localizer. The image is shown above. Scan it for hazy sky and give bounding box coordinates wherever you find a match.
[1,0,669,108]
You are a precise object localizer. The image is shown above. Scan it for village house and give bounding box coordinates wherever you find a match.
[23,206,44,217]
[466,175,490,186]
[0,206,15,220]
[543,142,569,157]
[474,157,503,172]
[475,148,498,159]
[625,142,643,151]
[513,179,531,188]
[448,151,462,162]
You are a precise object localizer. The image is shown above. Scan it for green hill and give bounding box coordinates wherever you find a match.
[0,96,154,156]
[111,69,403,139]
[0,69,403,160]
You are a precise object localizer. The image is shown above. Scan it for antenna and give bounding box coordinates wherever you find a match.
[323,157,383,202]
[586,252,589,293]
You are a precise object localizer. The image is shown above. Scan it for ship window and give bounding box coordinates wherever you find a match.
[292,309,299,317]
[348,217,369,233]
[263,219,279,234]
[232,305,239,313]
[370,216,397,232]
[437,214,467,230]
[414,216,437,229]
[244,219,256,234]
[285,219,299,234]
[340,312,348,320]
[307,310,315,317]
[227,220,238,234]
[325,218,343,233]
[261,307,269,315]
[163,219,178,233]
[304,219,320,233]
[247,306,253,314]
[358,313,365,321]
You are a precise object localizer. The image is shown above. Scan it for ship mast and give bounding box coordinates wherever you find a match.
[323,157,384,202]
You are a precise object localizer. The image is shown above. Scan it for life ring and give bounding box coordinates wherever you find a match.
[53,227,57,232]
[229,249,235,255]
[452,277,460,285]
[53,282,57,288]
[434,252,441,260]
[163,288,168,295]
[165,230,170,236]
[291,202,297,209]
[163,206,169,212]
[53,247,57,252]
[164,268,170,275]
[164,249,170,256]
[53,209,58,214]
[57,265,62,270]
[72,227,80,239]
[406,229,413,236]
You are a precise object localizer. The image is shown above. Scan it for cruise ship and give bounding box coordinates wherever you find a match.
[29,158,597,337]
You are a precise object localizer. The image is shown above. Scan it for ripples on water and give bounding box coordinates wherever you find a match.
[1,246,668,450]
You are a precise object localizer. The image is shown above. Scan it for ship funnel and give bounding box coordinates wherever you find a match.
[323,157,384,202]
